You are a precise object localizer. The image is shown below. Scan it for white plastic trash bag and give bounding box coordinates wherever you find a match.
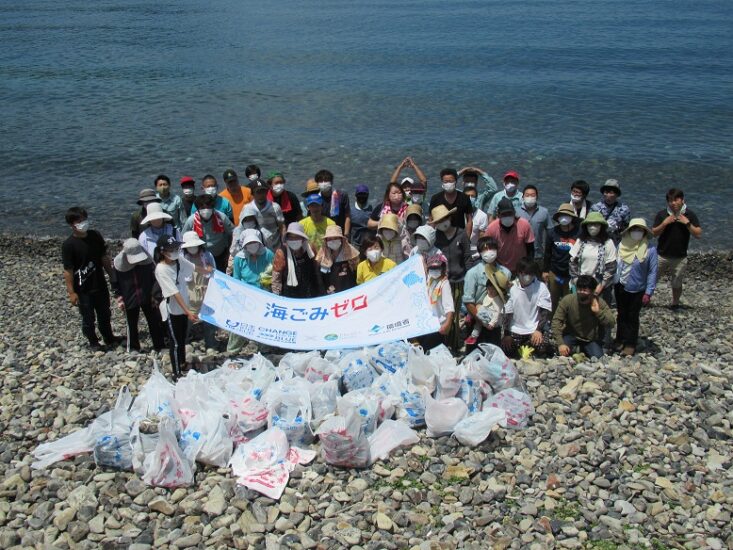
[304,356,338,384]
[337,390,380,437]
[309,379,340,428]
[179,409,233,468]
[407,345,436,392]
[484,388,534,429]
[226,390,269,443]
[368,419,419,464]
[457,377,483,414]
[316,407,371,469]
[131,367,178,423]
[339,350,377,392]
[92,386,135,470]
[453,408,507,446]
[265,380,314,447]
[462,344,519,393]
[369,341,410,374]
[142,417,194,488]
[423,388,468,438]
[229,426,289,474]
[279,351,321,378]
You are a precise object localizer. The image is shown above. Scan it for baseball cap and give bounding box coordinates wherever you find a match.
[223,169,238,183]
[252,179,269,192]
[503,171,520,182]
[400,177,415,187]
[306,194,323,206]
[355,184,369,195]
[156,234,181,251]
[179,176,195,186]
[497,197,515,215]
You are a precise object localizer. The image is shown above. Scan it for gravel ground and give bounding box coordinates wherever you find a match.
[1,235,732,550]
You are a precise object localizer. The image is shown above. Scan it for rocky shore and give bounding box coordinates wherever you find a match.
[0,235,731,549]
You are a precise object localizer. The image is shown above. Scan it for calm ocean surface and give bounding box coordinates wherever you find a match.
[1,0,731,247]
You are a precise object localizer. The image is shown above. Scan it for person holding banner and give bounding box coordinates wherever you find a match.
[356,235,396,284]
[316,225,360,294]
[227,229,275,353]
[271,222,324,298]
[418,254,454,351]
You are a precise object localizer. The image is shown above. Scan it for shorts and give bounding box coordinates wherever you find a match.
[657,255,687,289]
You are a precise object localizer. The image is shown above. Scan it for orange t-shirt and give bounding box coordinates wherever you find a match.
[219,186,253,225]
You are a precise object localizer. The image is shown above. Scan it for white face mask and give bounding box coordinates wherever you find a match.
[204,186,218,196]
[381,229,397,241]
[318,182,332,193]
[412,194,424,205]
[271,184,285,196]
[481,250,497,264]
[366,249,382,263]
[199,208,213,221]
[287,239,303,251]
[523,197,537,208]
[519,274,534,286]
[187,246,200,255]
[248,174,258,182]
[416,239,430,252]
[557,215,573,226]
[500,215,515,227]
[428,269,442,280]
[326,239,342,251]
[630,229,645,242]
[442,182,456,193]
[182,187,194,197]
[436,220,451,232]
[74,220,90,232]
[166,250,180,261]
[571,193,583,204]
[245,243,261,255]
[242,221,256,229]
[587,225,601,237]
[504,183,517,194]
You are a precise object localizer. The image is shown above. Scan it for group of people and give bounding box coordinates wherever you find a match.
[61,158,702,377]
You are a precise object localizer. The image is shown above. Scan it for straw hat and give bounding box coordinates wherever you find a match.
[181,230,206,249]
[581,211,608,226]
[487,270,510,301]
[622,218,652,237]
[378,213,400,233]
[301,179,320,197]
[430,204,457,224]
[552,203,579,223]
[406,203,423,219]
[141,203,172,225]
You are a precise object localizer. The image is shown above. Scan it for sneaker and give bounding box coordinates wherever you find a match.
[464,335,478,346]
[103,335,125,347]
[88,340,103,351]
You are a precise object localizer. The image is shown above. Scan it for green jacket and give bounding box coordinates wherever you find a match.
[552,294,615,343]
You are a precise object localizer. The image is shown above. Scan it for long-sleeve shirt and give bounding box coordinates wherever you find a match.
[159,194,187,231]
[590,200,631,244]
[552,294,615,344]
[616,247,658,295]
[182,212,234,257]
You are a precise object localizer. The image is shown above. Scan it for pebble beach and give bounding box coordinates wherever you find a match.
[1,235,732,549]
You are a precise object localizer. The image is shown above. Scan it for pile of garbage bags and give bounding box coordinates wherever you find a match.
[31,342,533,500]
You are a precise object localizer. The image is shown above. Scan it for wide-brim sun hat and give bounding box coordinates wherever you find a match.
[430,204,457,224]
[141,203,172,225]
[552,203,579,223]
[122,238,149,264]
[378,213,400,233]
[285,222,308,240]
[600,178,622,196]
[622,217,652,237]
[137,188,161,205]
[301,179,320,197]
[487,270,510,301]
[581,211,608,226]
[181,230,206,249]
[324,225,345,240]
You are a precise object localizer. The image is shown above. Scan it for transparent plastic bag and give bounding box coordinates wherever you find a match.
[423,388,468,438]
[142,417,194,488]
[484,388,533,429]
[453,408,507,446]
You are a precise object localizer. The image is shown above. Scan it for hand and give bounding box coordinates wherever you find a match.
[69,292,79,306]
[677,214,689,225]
[438,322,450,335]
[664,214,676,226]
[205,265,214,274]
[404,157,413,168]
[486,322,496,331]
[187,311,199,323]
[594,284,603,296]
[501,335,513,352]
[642,293,651,306]
[530,330,543,347]
[542,272,550,283]
[590,297,600,314]
[558,344,571,357]
[116,296,125,310]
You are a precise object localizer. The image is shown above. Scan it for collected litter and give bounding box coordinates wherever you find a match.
[32,342,532,499]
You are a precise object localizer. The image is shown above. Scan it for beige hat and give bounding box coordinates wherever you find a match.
[406,203,423,219]
[430,204,457,224]
[181,230,206,249]
[301,179,320,197]
[487,270,510,301]
[324,225,345,240]
[622,217,652,237]
[378,213,400,233]
[552,203,579,223]
[140,203,172,225]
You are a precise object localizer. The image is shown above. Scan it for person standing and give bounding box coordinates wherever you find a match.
[130,188,161,238]
[553,274,615,359]
[458,166,499,213]
[590,179,631,245]
[267,171,302,226]
[183,194,234,272]
[350,184,374,247]
[461,180,490,264]
[181,231,217,351]
[316,225,360,294]
[314,169,351,236]
[356,235,396,284]
[569,180,592,220]
[428,168,474,237]
[517,184,553,265]
[368,182,409,229]
[651,188,702,309]
[179,176,197,218]
[247,179,285,250]
[418,254,455,352]
[484,198,535,275]
[220,169,253,225]
[138,203,180,258]
[486,170,523,221]
[62,207,122,350]
[191,175,234,223]
[569,212,617,301]
[271,223,324,298]
[390,156,428,193]
[155,174,187,231]
[543,204,582,312]
[111,238,166,352]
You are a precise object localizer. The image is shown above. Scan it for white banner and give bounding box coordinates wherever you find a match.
[199,255,439,350]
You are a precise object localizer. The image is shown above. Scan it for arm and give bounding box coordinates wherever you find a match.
[102,254,114,280]
[389,157,409,184]
[439,311,454,335]
[367,204,381,229]
[645,249,658,296]
[171,292,197,321]
[601,259,617,290]
[595,298,616,328]
[410,158,427,185]
[465,214,473,238]
[551,299,567,344]
[678,213,703,238]
[63,269,79,306]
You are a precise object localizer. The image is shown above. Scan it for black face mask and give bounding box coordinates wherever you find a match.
[578,293,592,304]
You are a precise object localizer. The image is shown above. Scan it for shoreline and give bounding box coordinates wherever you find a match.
[1,236,732,548]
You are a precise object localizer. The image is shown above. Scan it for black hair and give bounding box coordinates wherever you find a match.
[440,168,458,181]
[571,180,590,196]
[202,174,217,185]
[195,194,215,209]
[522,184,538,195]
[580,221,609,242]
[314,169,334,183]
[65,206,87,225]
[477,236,499,252]
[360,234,384,256]
[576,275,597,291]
[154,174,170,185]
[516,257,539,277]
[382,182,405,204]
[666,188,684,201]
[245,165,261,178]
[462,170,479,181]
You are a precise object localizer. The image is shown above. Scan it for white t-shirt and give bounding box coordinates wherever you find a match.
[428,278,455,325]
[470,208,489,252]
[155,257,195,317]
[569,238,617,277]
[504,279,552,335]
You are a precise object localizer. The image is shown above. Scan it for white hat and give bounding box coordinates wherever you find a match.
[122,238,149,264]
[241,228,263,247]
[140,203,172,225]
[414,225,436,247]
[181,230,206,249]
